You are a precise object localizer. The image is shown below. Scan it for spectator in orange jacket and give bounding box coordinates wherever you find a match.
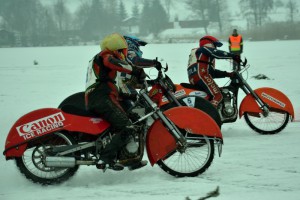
[228,29,243,71]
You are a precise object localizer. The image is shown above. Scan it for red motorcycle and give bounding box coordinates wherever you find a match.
[3,67,222,185]
[154,59,294,134]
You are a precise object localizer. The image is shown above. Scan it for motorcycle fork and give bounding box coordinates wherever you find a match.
[166,90,182,106]
[237,73,270,116]
[159,79,182,106]
[140,90,187,148]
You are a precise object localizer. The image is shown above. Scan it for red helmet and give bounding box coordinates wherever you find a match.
[199,35,223,48]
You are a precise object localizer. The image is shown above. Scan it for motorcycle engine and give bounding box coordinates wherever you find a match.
[221,89,235,117]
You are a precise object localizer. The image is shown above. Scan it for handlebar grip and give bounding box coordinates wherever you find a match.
[241,58,247,67]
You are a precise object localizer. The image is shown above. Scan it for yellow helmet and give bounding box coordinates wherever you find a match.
[100,33,128,51]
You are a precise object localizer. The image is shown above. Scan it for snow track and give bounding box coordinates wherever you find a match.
[1,41,300,200]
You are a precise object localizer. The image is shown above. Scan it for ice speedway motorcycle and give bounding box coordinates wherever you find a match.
[167,59,294,134]
[3,66,223,185]
[56,60,294,135]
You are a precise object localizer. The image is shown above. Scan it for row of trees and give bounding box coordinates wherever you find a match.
[0,0,73,46]
[238,0,300,40]
[185,0,299,32]
[0,0,169,46]
[0,0,299,46]
[239,0,299,28]
[185,0,230,34]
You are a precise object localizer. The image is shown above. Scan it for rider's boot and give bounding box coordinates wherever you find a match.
[96,162,124,171]
[98,132,131,171]
[118,134,148,170]
[128,160,148,171]
[98,125,142,171]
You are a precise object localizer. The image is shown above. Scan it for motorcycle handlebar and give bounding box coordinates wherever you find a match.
[145,61,168,86]
[233,58,248,73]
[241,58,247,67]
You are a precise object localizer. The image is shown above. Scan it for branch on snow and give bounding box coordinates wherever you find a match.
[186,186,220,200]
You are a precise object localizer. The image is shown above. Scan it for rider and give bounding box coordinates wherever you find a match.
[187,35,241,107]
[117,35,162,103]
[85,33,146,170]
[124,35,161,68]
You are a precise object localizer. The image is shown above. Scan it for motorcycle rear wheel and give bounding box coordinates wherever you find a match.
[244,111,290,134]
[15,132,79,185]
[157,135,214,177]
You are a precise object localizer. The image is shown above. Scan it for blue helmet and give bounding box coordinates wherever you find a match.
[124,35,147,57]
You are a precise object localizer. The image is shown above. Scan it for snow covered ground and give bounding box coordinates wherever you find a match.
[0,40,300,200]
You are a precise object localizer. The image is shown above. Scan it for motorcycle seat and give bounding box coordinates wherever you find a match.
[60,105,98,117]
[180,83,199,90]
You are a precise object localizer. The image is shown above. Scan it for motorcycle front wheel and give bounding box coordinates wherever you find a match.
[15,132,79,185]
[244,111,290,134]
[157,134,214,177]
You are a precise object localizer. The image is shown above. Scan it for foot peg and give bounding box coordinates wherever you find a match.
[96,163,124,171]
[110,163,124,171]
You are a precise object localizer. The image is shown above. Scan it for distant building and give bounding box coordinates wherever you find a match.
[159,19,209,43]
[172,20,209,29]
[0,29,15,47]
[120,17,139,35]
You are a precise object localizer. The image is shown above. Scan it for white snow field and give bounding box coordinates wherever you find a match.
[0,40,300,200]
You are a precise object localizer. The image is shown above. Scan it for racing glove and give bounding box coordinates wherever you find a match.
[227,72,236,79]
[131,67,146,83]
[232,54,241,64]
[131,67,142,77]
[154,60,162,71]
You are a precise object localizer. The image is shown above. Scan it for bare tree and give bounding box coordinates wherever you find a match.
[0,0,44,45]
[185,0,209,34]
[74,0,91,31]
[239,0,274,27]
[210,0,229,33]
[286,0,298,23]
[163,0,173,19]
[35,6,57,45]
[53,0,71,33]
[131,0,140,18]
[118,1,128,22]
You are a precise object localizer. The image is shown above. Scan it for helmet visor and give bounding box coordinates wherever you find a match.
[214,41,223,47]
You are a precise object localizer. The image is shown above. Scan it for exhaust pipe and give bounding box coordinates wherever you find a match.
[45,157,96,167]
[45,157,76,167]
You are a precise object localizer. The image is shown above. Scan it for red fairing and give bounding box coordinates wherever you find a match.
[174,84,209,100]
[4,108,110,158]
[146,107,222,166]
[146,120,177,165]
[239,87,294,120]
[148,84,209,107]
